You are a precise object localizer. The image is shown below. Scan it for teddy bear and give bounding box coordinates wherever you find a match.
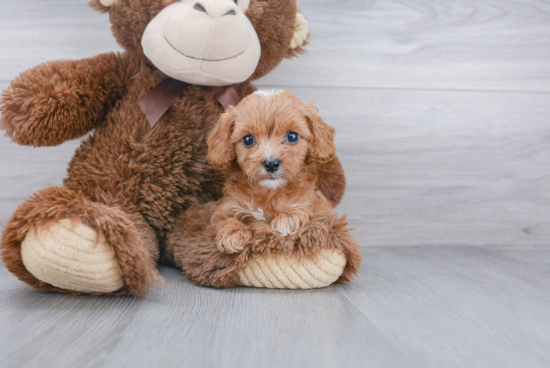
[0,0,349,296]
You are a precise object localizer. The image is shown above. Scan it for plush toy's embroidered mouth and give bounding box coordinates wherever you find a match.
[164,37,245,62]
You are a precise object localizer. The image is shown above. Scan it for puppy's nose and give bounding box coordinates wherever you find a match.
[263,158,281,173]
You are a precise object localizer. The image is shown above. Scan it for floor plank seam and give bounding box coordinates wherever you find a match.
[256,84,550,95]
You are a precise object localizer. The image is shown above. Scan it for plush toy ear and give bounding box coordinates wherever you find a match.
[303,103,336,164]
[207,110,237,171]
[290,13,309,49]
[286,12,310,58]
[89,0,117,13]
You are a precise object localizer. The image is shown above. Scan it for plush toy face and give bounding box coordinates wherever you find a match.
[142,0,261,86]
[91,0,309,86]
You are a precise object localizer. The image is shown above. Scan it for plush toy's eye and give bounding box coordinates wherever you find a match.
[232,0,238,3]
[286,131,299,144]
[242,134,255,147]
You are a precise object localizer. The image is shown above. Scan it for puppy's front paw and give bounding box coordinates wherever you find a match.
[271,211,309,237]
[216,221,252,254]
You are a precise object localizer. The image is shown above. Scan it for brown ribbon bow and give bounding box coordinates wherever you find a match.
[139,78,242,127]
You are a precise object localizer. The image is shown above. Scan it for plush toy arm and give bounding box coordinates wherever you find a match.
[0,52,139,147]
[317,156,347,207]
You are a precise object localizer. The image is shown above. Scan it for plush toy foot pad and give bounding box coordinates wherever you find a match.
[21,219,124,293]
[236,249,346,289]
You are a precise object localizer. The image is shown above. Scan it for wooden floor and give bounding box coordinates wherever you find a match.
[2,247,550,368]
[1,0,550,367]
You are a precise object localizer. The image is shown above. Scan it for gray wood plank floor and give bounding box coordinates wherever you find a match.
[2,247,550,368]
[1,0,550,367]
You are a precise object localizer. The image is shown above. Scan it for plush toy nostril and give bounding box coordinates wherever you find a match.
[192,0,239,19]
[263,158,281,173]
[193,2,208,14]
[193,1,236,18]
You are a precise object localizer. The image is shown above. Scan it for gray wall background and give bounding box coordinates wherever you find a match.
[1,0,550,247]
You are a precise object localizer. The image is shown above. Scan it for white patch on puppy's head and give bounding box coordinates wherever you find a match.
[253,89,284,98]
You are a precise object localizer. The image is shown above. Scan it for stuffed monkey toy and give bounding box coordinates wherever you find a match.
[0,0,348,295]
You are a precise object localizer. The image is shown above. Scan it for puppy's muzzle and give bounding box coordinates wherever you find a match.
[263,158,281,173]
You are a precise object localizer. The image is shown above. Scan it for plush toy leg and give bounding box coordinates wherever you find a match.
[236,249,347,289]
[166,202,246,288]
[236,214,362,289]
[1,186,160,296]
[21,218,124,293]
[167,203,362,289]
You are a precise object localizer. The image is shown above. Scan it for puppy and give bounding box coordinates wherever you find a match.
[206,90,339,254]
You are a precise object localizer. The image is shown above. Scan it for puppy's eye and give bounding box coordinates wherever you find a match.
[242,134,255,147]
[286,131,299,144]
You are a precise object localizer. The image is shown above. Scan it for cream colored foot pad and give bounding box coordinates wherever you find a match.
[237,249,346,289]
[21,219,124,293]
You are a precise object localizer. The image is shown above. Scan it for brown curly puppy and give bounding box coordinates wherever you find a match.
[167,91,361,288]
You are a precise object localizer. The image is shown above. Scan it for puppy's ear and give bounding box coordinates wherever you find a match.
[207,109,237,171]
[303,103,336,164]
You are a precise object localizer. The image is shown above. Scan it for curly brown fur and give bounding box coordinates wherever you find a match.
[166,91,360,287]
[1,0,342,295]
[0,52,140,147]
[166,202,250,287]
[316,156,347,207]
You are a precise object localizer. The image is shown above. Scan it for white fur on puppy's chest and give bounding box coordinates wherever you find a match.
[231,203,266,221]
[249,207,265,221]
[259,179,286,189]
